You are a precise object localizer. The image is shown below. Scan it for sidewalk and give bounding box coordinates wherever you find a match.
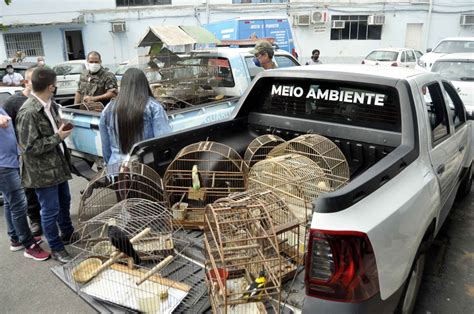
[0,175,94,313]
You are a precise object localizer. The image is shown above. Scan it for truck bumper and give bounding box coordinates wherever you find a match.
[302,285,404,314]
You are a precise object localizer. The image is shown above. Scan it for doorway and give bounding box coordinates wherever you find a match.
[64,30,85,60]
[405,23,423,50]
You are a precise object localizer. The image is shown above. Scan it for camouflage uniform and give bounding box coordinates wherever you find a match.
[16,97,72,188]
[76,67,118,105]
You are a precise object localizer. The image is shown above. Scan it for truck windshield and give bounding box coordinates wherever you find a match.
[248,77,402,132]
[431,60,474,81]
[433,40,474,53]
[53,63,85,75]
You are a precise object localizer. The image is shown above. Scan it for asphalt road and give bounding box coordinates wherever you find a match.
[0,175,472,313]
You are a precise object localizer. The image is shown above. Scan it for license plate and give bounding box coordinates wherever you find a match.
[58,81,74,87]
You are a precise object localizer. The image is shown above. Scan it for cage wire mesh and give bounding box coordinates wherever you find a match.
[204,196,282,314]
[64,198,204,313]
[268,134,350,190]
[78,161,166,224]
[243,135,286,172]
[248,153,329,226]
[164,141,246,230]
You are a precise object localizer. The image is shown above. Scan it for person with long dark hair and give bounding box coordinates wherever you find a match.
[99,68,171,165]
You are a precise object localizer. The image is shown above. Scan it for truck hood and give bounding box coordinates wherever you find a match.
[452,80,474,114]
[419,52,447,70]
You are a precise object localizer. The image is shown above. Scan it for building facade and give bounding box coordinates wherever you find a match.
[0,0,472,67]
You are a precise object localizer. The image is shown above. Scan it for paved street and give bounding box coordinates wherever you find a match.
[0,175,472,313]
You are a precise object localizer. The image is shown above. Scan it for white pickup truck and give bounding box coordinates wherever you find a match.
[62,46,299,178]
[128,65,473,313]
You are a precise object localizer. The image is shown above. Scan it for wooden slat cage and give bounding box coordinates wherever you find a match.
[268,134,350,189]
[204,196,282,314]
[164,141,246,229]
[78,161,166,224]
[243,134,286,172]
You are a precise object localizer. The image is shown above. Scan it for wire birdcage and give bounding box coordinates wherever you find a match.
[268,134,350,189]
[243,134,286,172]
[204,195,282,314]
[78,161,166,224]
[80,101,104,112]
[64,198,198,313]
[164,141,246,230]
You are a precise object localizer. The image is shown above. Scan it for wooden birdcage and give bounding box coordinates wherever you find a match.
[65,198,194,313]
[164,141,246,229]
[204,196,282,314]
[78,161,166,224]
[243,134,286,172]
[268,134,350,189]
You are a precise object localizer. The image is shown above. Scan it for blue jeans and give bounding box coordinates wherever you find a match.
[0,167,34,247]
[35,181,74,251]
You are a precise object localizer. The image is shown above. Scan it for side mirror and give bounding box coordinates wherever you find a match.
[426,48,432,53]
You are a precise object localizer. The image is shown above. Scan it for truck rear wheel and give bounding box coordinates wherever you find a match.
[396,242,427,314]
[456,162,473,200]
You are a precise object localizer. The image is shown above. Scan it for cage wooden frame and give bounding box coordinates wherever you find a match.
[268,134,350,190]
[164,141,246,230]
[243,134,286,172]
[78,161,166,224]
[204,195,282,313]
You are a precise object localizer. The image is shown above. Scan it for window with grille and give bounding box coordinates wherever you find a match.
[116,0,171,6]
[3,32,45,58]
[331,15,382,40]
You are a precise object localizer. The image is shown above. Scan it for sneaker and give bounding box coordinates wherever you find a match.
[24,243,50,261]
[30,221,42,236]
[10,236,43,251]
[51,249,72,264]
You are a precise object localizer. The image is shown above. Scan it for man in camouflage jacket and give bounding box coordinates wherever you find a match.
[74,51,117,106]
[16,68,75,264]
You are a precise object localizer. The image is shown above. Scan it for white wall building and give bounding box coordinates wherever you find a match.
[0,0,472,67]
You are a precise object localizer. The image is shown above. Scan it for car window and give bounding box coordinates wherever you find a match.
[423,83,450,145]
[442,81,466,129]
[433,40,474,53]
[415,50,423,59]
[400,52,406,63]
[366,51,398,62]
[274,55,299,68]
[53,64,85,75]
[431,60,474,82]
[406,50,416,62]
[245,56,264,80]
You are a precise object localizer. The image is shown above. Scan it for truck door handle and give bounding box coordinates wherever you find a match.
[437,164,445,175]
[458,145,465,152]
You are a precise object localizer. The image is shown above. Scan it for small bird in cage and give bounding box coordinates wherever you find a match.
[107,218,141,265]
[191,164,201,190]
[232,270,267,308]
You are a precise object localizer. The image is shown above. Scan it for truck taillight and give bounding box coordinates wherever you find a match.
[361,60,365,64]
[391,62,398,67]
[305,229,380,302]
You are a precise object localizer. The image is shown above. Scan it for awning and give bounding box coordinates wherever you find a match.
[179,26,221,45]
[137,26,196,47]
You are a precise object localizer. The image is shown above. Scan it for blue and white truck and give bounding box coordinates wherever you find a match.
[204,17,297,57]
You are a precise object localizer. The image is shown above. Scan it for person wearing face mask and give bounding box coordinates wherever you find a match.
[36,56,47,68]
[2,64,24,86]
[74,51,118,106]
[250,40,277,70]
[305,49,322,65]
[2,67,43,237]
[16,67,76,264]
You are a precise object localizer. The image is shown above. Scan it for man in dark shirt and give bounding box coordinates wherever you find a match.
[3,67,43,236]
[74,51,117,106]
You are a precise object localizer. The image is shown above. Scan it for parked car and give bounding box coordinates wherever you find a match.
[0,86,23,107]
[114,62,162,87]
[0,62,35,86]
[52,60,87,104]
[416,37,474,71]
[126,65,472,313]
[361,48,422,68]
[431,53,474,114]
